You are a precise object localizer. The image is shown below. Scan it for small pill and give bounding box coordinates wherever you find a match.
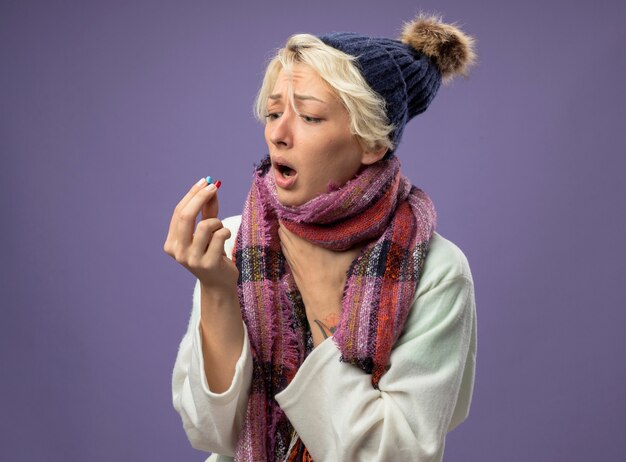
[215,180,222,189]
[205,176,212,184]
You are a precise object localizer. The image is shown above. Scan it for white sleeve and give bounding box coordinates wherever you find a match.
[275,236,477,462]
[171,216,252,456]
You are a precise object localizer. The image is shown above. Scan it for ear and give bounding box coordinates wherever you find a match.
[361,145,388,165]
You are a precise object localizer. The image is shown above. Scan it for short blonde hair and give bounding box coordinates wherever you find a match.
[254,34,395,152]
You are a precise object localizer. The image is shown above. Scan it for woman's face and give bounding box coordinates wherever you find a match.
[264,63,380,206]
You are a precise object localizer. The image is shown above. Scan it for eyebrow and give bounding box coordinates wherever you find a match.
[268,93,326,103]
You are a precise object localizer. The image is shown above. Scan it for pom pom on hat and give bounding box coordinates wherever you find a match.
[319,13,477,151]
[400,14,476,82]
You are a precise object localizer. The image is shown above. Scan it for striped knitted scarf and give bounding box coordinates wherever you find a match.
[232,155,436,461]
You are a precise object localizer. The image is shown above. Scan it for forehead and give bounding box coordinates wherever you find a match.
[271,63,332,96]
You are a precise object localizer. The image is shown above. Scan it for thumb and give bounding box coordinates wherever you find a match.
[201,187,220,220]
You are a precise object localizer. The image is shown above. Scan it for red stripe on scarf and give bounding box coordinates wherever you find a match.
[281,175,401,251]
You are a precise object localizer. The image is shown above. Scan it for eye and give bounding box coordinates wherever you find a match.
[301,115,322,124]
[265,112,281,121]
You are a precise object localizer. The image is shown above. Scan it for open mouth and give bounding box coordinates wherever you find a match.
[272,158,298,189]
[277,163,296,178]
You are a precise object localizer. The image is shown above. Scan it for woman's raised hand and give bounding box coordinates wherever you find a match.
[165,179,243,393]
[163,178,239,291]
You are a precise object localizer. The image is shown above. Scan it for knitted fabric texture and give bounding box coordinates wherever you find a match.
[319,32,442,148]
[232,155,436,461]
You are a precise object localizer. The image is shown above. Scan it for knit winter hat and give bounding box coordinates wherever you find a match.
[319,14,476,148]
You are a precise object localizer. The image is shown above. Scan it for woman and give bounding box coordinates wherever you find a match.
[165,14,477,462]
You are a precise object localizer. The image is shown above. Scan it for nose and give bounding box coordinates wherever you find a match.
[267,108,294,149]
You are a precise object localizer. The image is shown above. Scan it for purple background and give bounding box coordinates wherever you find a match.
[2,0,625,460]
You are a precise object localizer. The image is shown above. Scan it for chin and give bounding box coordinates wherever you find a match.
[276,190,310,207]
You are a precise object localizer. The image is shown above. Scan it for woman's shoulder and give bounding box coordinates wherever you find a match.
[416,232,473,296]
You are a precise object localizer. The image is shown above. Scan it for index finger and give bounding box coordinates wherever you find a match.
[175,183,220,248]
[166,178,213,242]
[175,178,209,214]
